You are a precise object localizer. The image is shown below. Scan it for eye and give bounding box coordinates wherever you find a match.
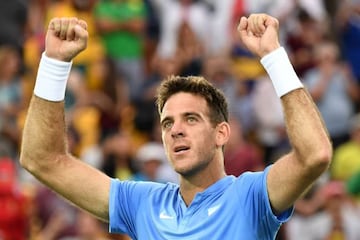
[162,121,173,130]
[187,116,197,124]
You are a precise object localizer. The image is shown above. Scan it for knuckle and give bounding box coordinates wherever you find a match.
[60,17,68,24]
[51,17,59,24]
[248,13,256,20]
[69,17,79,25]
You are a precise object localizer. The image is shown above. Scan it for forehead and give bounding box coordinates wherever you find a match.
[161,92,208,118]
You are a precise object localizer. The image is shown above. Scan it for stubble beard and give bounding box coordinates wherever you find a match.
[176,158,212,178]
[174,148,215,178]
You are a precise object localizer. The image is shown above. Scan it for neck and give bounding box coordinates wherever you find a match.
[179,163,226,206]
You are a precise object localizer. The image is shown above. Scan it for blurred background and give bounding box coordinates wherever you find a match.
[0,0,360,239]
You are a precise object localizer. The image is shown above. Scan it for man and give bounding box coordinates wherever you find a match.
[20,14,332,239]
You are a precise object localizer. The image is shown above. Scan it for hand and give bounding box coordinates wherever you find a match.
[237,14,280,58]
[45,17,88,62]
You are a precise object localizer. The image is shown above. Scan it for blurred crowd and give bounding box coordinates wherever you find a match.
[1,0,360,239]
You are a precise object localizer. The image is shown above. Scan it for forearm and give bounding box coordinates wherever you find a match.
[20,96,68,177]
[282,89,332,168]
[261,47,332,168]
[263,48,332,212]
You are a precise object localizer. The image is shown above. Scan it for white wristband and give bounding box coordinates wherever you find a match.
[34,52,72,101]
[260,47,303,97]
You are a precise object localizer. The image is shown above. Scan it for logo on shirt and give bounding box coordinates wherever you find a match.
[159,211,174,220]
[207,204,221,216]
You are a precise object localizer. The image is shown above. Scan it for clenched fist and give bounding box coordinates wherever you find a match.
[237,14,280,58]
[45,17,88,62]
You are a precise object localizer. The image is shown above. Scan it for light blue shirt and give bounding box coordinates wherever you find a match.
[109,166,293,239]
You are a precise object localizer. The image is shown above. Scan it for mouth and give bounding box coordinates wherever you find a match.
[174,145,190,154]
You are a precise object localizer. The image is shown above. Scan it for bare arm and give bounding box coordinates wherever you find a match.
[20,17,111,221]
[267,89,331,213]
[238,14,332,213]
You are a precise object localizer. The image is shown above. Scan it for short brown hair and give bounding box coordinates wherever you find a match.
[156,75,229,126]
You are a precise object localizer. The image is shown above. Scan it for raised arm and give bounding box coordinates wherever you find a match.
[238,14,332,213]
[20,17,111,221]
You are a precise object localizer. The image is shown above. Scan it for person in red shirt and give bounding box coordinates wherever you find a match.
[0,157,29,240]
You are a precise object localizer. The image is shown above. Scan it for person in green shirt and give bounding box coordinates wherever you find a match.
[347,171,360,196]
[94,0,146,101]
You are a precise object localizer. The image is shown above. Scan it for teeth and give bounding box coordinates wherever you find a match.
[175,147,189,152]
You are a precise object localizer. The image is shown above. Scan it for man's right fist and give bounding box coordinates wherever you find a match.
[237,14,280,58]
[45,17,88,62]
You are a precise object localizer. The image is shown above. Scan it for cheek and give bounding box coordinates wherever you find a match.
[161,132,171,153]
[195,130,217,151]
[195,136,217,163]
[161,131,168,146]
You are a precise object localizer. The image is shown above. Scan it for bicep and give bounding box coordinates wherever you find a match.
[39,154,111,222]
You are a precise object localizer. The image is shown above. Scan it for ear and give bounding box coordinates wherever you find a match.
[215,122,230,147]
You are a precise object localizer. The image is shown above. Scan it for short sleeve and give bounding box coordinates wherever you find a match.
[235,166,293,238]
[109,179,163,237]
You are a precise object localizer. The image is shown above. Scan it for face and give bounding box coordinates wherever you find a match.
[160,92,223,177]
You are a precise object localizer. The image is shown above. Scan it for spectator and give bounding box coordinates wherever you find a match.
[203,0,235,55]
[74,210,127,240]
[150,0,209,58]
[88,56,128,142]
[346,170,360,198]
[336,0,360,111]
[0,0,28,71]
[336,0,360,87]
[31,185,78,240]
[133,142,178,183]
[174,21,204,76]
[285,8,326,78]
[304,40,359,148]
[94,0,146,101]
[286,181,360,240]
[0,45,23,159]
[331,113,360,181]
[251,75,289,165]
[101,132,135,181]
[0,157,30,240]
[65,69,102,158]
[202,55,235,107]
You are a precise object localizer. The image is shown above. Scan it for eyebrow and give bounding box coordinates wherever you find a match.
[160,116,173,126]
[160,112,203,124]
[183,112,202,119]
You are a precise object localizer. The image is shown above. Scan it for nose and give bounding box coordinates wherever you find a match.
[170,121,185,139]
